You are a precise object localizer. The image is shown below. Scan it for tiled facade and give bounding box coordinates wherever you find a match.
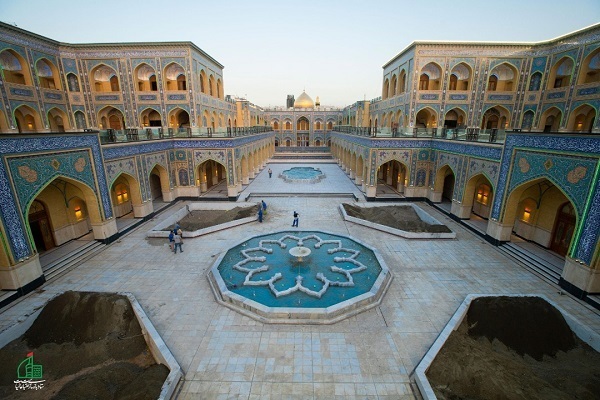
[0,22,599,316]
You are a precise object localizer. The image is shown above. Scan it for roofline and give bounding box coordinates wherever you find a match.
[382,22,600,69]
[0,21,224,69]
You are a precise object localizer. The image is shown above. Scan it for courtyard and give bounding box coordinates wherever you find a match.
[1,162,599,399]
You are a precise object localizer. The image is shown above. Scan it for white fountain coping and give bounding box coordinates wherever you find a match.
[413,293,600,400]
[207,230,393,324]
[339,203,456,239]
[146,202,258,238]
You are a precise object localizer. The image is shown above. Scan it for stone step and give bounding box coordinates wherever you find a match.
[44,241,106,281]
[498,243,562,285]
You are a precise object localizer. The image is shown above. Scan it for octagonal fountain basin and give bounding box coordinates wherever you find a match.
[207,230,392,324]
[279,167,325,183]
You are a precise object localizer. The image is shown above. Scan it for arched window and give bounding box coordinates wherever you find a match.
[578,50,600,84]
[36,59,60,90]
[419,63,442,90]
[549,57,573,89]
[521,110,534,131]
[209,75,215,96]
[488,63,517,91]
[74,111,86,130]
[383,79,389,99]
[390,75,397,97]
[110,76,119,91]
[0,49,32,85]
[399,70,406,93]
[164,63,186,91]
[449,74,458,90]
[177,74,186,90]
[67,73,80,92]
[529,72,542,91]
[91,65,120,92]
[448,63,471,91]
[216,80,221,99]
[419,74,429,90]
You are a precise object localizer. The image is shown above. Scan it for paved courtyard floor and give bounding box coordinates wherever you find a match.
[1,163,599,399]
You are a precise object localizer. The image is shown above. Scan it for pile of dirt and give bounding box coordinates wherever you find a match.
[0,291,169,400]
[167,205,259,232]
[343,204,452,233]
[427,296,600,400]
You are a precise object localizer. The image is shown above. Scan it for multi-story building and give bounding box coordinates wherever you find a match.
[264,91,342,148]
[0,22,599,309]
[369,23,599,135]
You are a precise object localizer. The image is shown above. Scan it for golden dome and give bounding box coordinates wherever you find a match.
[294,91,314,108]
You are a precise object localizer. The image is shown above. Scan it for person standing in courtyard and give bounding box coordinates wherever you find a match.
[292,211,299,227]
[258,206,263,223]
[261,200,267,214]
[173,231,183,253]
[268,168,272,178]
[168,231,175,252]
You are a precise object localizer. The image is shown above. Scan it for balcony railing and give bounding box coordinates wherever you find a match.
[333,126,506,144]
[99,126,272,144]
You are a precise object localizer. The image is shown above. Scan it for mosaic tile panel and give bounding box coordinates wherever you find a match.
[507,150,595,215]
[492,134,600,264]
[467,158,500,187]
[8,150,96,212]
[0,134,112,260]
[105,158,137,186]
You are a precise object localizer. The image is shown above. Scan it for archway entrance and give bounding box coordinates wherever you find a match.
[28,200,55,252]
[197,160,227,195]
[504,178,576,256]
[149,165,171,204]
[377,160,407,197]
[26,177,99,255]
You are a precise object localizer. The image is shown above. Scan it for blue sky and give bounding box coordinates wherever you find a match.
[2,0,599,107]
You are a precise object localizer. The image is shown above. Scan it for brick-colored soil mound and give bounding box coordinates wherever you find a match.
[343,204,452,233]
[427,296,600,400]
[0,291,168,400]
[167,205,259,232]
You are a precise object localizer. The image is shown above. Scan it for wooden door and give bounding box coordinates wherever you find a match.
[551,203,576,256]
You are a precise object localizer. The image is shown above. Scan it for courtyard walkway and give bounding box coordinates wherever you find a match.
[0,162,598,399]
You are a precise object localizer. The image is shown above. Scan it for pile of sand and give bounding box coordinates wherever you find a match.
[343,204,452,233]
[427,296,600,399]
[0,291,168,400]
[167,205,259,232]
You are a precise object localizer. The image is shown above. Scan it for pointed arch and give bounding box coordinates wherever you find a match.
[47,107,70,132]
[540,106,562,132]
[567,104,596,133]
[139,107,162,128]
[578,48,600,84]
[135,63,158,91]
[448,62,472,91]
[488,62,518,91]
[35,58,61,90]
[98,106,125,130]
[91,64,119,92]
[548,57,574,89]
[419,62,442,90]
[0,49,32,85]
[14,104,43,133]
[164,62,186,91]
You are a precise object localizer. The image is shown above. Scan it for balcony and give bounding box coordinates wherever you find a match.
[99,126,273,144]
[333,126,505,144]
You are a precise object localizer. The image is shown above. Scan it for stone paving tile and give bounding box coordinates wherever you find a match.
[0,163,599,399]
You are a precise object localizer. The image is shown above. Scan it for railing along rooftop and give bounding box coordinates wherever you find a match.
[98,126,272,144]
